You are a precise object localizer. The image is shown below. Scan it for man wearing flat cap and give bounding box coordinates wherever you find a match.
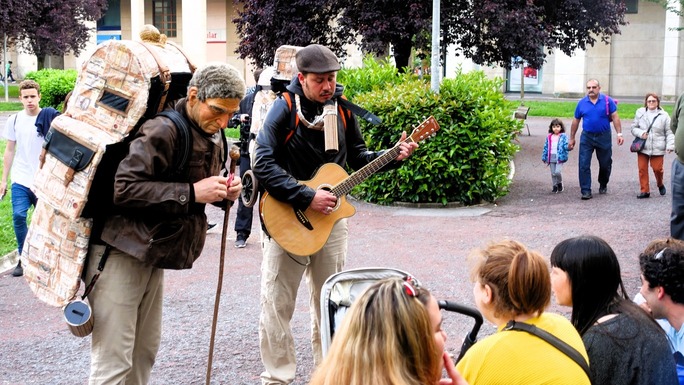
[253,44,418,384]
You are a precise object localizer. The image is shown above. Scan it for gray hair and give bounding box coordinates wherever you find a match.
[189,62,245,101]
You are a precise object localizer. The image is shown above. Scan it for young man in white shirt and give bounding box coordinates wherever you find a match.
[1,80,44,277]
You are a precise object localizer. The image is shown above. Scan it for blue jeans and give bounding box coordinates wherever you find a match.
[11,183,38,255]
[579,130,613,194]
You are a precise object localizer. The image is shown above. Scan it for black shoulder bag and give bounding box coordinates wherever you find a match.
[630,113,661,153]
[504,320,592,382]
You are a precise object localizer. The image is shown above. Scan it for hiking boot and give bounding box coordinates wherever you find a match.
[659,185,666,196]
[557,183,564,193]
[637,192,650,199]
[235,233,248,248]
[12,261,23,277]
[552,185,558,193]
[581,192,593,200]
[599,185,608,194]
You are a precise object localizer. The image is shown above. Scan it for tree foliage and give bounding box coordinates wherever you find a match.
[337,1,432,72]
[233,0,347,68]
[234,0,626,71]
[442,0,627,69]
[1,0,107,65]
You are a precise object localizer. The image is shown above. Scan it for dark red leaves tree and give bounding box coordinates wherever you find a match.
[233,0,347,68]
[234,0,627,71]
[1,0,107,68]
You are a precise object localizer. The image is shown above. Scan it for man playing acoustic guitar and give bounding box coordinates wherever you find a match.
[253,44,418,385]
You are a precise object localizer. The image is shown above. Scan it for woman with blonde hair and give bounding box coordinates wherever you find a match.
[456,239,591,385]
[309,276,466,385]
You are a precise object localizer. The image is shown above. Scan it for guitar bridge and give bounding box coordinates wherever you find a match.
[294,208,314,231]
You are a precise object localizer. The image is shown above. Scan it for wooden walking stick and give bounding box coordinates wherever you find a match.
[206,145,240,385]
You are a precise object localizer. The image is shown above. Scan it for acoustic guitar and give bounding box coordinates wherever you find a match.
[260,116,440,256]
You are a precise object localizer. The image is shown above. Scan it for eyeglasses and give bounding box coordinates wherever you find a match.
[586,86,599,89]
[647,100,658,103]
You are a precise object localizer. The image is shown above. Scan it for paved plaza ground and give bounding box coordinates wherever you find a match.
[0,115,676,384]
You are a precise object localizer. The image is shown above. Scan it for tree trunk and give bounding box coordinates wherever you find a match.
[392,37,413,73]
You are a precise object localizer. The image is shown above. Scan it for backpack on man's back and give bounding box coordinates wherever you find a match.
[22,27,196,307]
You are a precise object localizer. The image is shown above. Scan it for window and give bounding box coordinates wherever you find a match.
[625,0,638,14]
[153,0,177,38]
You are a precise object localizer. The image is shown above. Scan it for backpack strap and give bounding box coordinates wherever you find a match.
[282,92,299,145]
[504,320,592,382]
[157,110,193,176]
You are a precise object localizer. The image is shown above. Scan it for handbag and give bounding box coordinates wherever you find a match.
[630,113,661,153]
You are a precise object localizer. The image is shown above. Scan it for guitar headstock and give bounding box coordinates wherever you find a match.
[408,116,440,143]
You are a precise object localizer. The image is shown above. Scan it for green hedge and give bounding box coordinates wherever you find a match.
[340,64,520,205]
[24,69,77,109]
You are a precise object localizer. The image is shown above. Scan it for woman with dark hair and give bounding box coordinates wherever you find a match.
[550,235,678,385]
[456,239,590,385]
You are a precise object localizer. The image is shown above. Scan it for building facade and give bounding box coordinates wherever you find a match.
[7,0,683,98]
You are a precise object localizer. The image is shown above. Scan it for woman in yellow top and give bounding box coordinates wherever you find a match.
[456,239,591,385]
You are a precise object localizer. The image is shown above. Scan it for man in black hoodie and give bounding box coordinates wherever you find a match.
[253,44,418,384]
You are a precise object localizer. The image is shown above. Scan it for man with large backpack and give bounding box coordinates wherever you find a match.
[84,63,244,384]
[253,44,418,385]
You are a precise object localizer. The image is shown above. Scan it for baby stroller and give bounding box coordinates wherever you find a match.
[320,267,483,362]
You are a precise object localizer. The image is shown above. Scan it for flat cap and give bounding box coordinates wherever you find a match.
[295,44,341,74]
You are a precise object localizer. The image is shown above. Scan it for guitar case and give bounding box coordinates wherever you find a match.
[22,26,195,307]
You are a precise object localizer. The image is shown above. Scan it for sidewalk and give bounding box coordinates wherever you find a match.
[0,116,675,384]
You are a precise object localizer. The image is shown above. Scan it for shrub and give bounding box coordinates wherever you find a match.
[350,69,520,205]
[24,69,77,109]
[338,55,412,101]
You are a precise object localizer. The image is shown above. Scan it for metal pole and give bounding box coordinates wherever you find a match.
[4,33,8,102]
[430,0,440,93]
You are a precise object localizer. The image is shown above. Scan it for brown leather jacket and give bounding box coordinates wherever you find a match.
[100,99,225,269]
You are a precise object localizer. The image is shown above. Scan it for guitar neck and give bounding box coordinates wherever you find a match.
[331,140,410,197]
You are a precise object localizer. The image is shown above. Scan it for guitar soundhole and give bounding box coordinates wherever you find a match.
[317,185,339,211]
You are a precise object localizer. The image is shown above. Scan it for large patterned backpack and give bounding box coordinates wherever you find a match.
[22,26,195,307]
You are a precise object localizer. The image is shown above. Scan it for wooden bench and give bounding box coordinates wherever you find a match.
[513,106,531,136]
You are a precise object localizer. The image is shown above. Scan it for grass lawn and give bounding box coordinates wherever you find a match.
[521,100,675,120]
[0,140,17,256]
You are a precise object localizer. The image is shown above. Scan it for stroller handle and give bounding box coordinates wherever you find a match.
[438,300,483,363]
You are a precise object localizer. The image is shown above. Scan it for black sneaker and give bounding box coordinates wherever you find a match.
[552,185,558,193]
[557,183,564,193]
[12,261,23,277]
[637,192,650,199]
[659,185,666,196]
[581,192,593,200]
[599,186,607,194]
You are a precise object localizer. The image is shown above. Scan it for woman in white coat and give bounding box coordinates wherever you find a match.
[631,93,673,198]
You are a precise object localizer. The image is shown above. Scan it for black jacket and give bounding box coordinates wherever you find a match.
[253,78,391,211]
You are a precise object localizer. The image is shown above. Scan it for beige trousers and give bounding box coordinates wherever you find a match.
[86,245,164,385]
[259,219,348,385]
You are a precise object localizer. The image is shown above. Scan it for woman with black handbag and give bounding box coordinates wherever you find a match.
[630,93,673,198]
